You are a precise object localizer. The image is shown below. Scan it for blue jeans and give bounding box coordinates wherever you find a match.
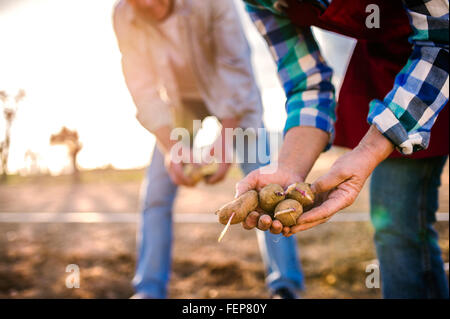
[133,136,303,298]
[370,156,449,299]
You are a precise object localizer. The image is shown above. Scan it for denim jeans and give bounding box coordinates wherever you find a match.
[370,155,449,299]
[132,133,304,298]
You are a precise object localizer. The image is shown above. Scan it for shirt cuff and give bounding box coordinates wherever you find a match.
[284,107,335,151]
[368,99,430,155]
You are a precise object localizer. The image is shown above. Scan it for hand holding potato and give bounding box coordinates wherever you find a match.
[183,162,219,185]
[216,187,303,241]
[166,158,196,187]
[282,147,375,236]
[282,126,394,236]
[204,162,231,185]
[216,163,316,237]
[235,164,304,234]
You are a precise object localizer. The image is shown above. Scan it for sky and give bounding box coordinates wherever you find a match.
[0,0,355,175]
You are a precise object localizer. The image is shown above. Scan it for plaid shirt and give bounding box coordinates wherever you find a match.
[244,0,449,155]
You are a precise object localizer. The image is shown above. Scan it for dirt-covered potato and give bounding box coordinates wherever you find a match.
[216,190,259,225]
[199,162,219,177]
[183,164,204,184]
[258,184,285,213]
[273,199,303,226]
[285,182,315,207]
[184,163,219,184]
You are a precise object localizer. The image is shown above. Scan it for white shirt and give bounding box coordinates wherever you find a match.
[156,8,202,100]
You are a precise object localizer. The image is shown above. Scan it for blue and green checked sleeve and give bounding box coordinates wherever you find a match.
[245,0,448,155]
[244,1,336,149]
[368,0,449,155]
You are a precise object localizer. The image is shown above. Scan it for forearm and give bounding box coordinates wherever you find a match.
[278,126,329,181]
[153,125,177,154]
[246,3,336,152]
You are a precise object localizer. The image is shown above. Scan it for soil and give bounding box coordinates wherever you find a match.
[0,149,448,298]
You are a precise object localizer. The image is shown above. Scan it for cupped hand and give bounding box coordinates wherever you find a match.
[166,160,196,187]
[282,145,380,236]
[235,164,304,235]
[165,146,197,187]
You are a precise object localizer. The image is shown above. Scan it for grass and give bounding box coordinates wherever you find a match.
[0,165,244,186]
[1,168,146,186]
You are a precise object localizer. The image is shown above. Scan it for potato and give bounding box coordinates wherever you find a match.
[184,163,219,184]
[274,199,303,226]
[258,184,285,213]
[216,190,258,225]
[199,162,219,177]
[183,164,204,184]
[285,182,315,207]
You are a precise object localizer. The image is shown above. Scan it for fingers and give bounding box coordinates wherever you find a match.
[242,211,260,230]
[282,190,349,236]
[270,220,283,234]
[169,163,195,186]
[281,180,360,236]
[311,166,349,194]
[297,187,356,225]
[288,217,331,235]
[296,201,334,225]
[168,170,184,186]
[257,214,272,231]
[282,226,291,237]
[242,213,294,235]
[242,212,271,231]
[242,212,282,234]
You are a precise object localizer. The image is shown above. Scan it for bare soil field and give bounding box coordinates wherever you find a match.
[0,149,448,298]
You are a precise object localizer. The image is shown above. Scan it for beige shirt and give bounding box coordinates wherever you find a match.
[113,0,263,133]
[157,8,202,100]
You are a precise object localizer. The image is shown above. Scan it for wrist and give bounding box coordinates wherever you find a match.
[277,159,306,181]
[220,117,240,130]
[154,125,177,154]
[356,125,394,169]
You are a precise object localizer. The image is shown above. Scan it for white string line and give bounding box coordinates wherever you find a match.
[1,212,446,273]
[0,212,448,223]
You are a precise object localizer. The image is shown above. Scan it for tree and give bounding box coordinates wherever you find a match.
[50,127,82,176]
[0,89,26,180]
